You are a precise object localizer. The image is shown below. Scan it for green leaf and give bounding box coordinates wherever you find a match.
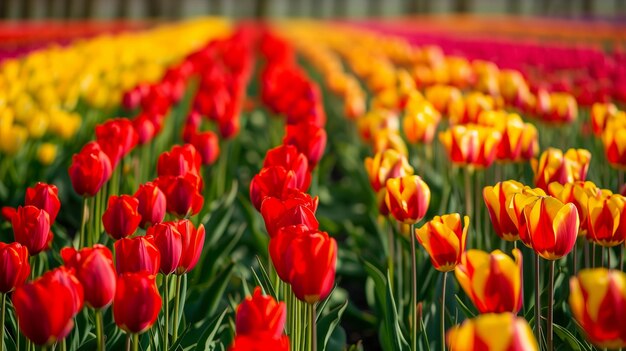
[453,294,476,319]
[317,299,348,351]
[187,262,235,323]
[195,309,229,351]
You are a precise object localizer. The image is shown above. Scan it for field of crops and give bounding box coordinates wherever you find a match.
[1,16,626,351]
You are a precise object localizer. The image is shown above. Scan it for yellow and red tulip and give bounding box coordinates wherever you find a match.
[385,175,431,224]
[531,147,591,191]
[586,193,625,247]
[364,149,414,192]
[455,249,523,314]
[415,214,469,272]
[483,180,525,241]
[548,181,605,235]
[601,125,626,169]
[447,313,538,351]
[402,99,440,144]
[439,124,502,168]
[570,269,626,349]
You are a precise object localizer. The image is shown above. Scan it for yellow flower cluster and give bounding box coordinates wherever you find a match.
[0,17,229,161]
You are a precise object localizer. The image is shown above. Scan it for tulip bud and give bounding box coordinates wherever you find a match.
[114,236,161,275]
[13,267,84,345]
[385,175,431,224]
[0,242,30,293]
[147,222,183,275]
[483,180,524,241]
[447,313,538,351]
[134,182,166,229]
[416,214,469,272]
[102,195,142,240]
[249,166,301,211]
[455,249,523,314]
[12,205,52,255]
[113,272,161,334]
[439,124,502,168]
[283,121,327,169]
[260,190,319,238]
[157,144,202,178]
[190,131,220,166]
[586,193,625,247]
[263,145,311,191]
[95,118,138,168]
[364,149,414,192]
[155,173,204,218]
[531,148,591,191]
[236,287,286,339]
[175,220,205,275]
[229,334,290,351]
[61,245,116,309]
[69,142,112,197]
[25,182,60,224]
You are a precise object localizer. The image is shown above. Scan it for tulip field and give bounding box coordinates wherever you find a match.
[1,15,626,351]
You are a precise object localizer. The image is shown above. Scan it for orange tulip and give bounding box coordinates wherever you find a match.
[521,195,579,260]
[372,129,408,156]
[591,102,618,136]
[447,313,538,351]
[505,187,547,247]
[402,99,440,144]
[569,269,626,349]
[415,214,469,272]
[483,180,525,241]
[602,125,626,169]
[455,249,523,314]
[531,148,591,191]
[364,149,413,192]
[448,92,495,125]
[425,84,462,115]
[586,193,625,247]
[385,175,431,224]
[439,124,502,168]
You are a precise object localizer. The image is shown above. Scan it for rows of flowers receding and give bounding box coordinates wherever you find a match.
[236,29,334,351]
[282,20,626,351]
[0,22,264,351]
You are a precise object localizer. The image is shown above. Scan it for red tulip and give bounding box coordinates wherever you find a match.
[61,245,116,309]
[155,173,204,218]
[114,236,161,275]
[13,267,84,345]
[190,131,220,165]
[12,205,52,255]
[236,287,286,339]
[157,144,202,178]
[285,229,337,304]
[147,222,183,275]
[263,145,311,191]
[102,195,142,240]
[283,121,327,169]
[0,242,30,293]
[95,118,138,168]
[134,182,166,229]
[175,220,205,275]
[69,142,112,197]
[229,334,290,351]
[132,114,157,145]
[260,190,319,238]
[249,166,301,211]
[1,206,16,222]
[113,272,161,334]
[25,182,60,224]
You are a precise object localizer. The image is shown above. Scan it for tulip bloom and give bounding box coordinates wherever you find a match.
[229,334,290,351]
[114,236,161,275]
[95,118,138,168]
[25,182,60,224]
[283,121,327,169]
[0,242,30,293]
[506,187,548,247]
[521,195,579,260]
[12,205,52,255]
[113,272,161,334]
[602,126,626,169]
[570,269,626,349]
[591,102,618,136]
[415,214,469,272]
[157,144,202,178]
[249,166,301,211]
[270,225,310,282]
[455,249,523,314]
[13,267,84,345]
[69,142,112,197]
[175,220,206,275]
[190,131,220,165]
[263,145,311,191]
[483,180,524,241]
[548,181,604,235]
[439,124,502,168]
[236,287,286,339]
[385,175,431,224]
[364,149,414,192]
[102,195,142,240]
[134,182,166,229]
[155,173,204,218]
[531,148,591,191]
[260,190,319,238]
[285,229,337,304]
[402,99,440,144]
[147,222,183,275]
[447,313,538,351]
[61,245,116,309]
[586,194,625,247]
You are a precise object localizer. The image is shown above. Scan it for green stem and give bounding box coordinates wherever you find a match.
[547,260,555,351]
[0,293,5,351]
[441,272,447,351]
[79,196,88,248]
[534,253,541,342]
[95,309,104,351]
[387,222,395,292]
[132,334,138,351]
[464,168,473,248]
[163,275,169,351]
[126,334,130,351]
[310,303,317,351]
[172,275,182,343]
[60,340,66,351]
[410,223,418,351]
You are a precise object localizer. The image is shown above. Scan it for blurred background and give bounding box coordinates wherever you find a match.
[0,0,625,20]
